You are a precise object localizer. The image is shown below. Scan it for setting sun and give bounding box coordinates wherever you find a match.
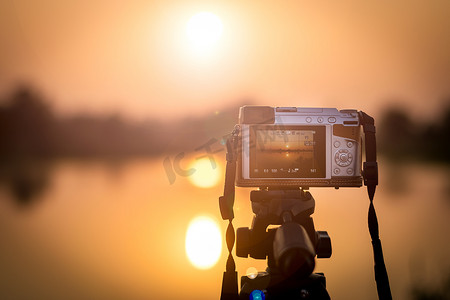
[186,12,223,54]
[185,216,222,269]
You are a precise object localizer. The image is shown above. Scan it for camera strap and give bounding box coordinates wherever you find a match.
[359,111,392,300]
[219,127,239,300]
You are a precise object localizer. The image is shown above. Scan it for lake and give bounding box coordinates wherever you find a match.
[0,157,449,299]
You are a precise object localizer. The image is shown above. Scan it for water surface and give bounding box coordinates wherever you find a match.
[0,157,449,299]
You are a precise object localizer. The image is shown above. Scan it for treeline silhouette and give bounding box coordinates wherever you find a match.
[0,85,238,159]
[0,85,241,205]
[378,103,450,163]
[1,85,449,205]
[1,85,449,162]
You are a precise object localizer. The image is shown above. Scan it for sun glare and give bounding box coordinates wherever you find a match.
[188,158,221,188]
[186,12,223,54]
[185,216,222,269]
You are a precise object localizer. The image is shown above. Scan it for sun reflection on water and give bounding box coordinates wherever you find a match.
[188,158,222,188]
[185,215,222,269]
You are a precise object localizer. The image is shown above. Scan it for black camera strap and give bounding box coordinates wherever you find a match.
[359,111,392,300]
[219,127,239,300]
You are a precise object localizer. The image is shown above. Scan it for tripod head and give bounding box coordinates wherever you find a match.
[236,188,332,299]
[237,189,331,274]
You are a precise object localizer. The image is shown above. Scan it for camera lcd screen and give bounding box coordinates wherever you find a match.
[249,125,326,178]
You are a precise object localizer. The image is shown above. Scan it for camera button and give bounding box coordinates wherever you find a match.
[347,168,354,175]
[335,149,352,167]
[328,117,336,123]
[317,117,324,123]
[347,141,354,148]
[306,117,312,123]
[333,168,340,175]
[334,141,340,148]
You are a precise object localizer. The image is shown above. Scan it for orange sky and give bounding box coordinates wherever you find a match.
[1,0,449,120]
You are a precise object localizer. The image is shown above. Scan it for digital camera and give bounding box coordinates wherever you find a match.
[236,106,363,188]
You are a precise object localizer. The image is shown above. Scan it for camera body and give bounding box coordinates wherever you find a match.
[236,106,363,188]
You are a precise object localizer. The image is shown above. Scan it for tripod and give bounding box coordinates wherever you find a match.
[236,188,331,300]
[219,111,391,300]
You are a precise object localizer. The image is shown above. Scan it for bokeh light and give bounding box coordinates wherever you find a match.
[246,267,258,279]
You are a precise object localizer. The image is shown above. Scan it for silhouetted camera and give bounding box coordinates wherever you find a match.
[236,106,363,188]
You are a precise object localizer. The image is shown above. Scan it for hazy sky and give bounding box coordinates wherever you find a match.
[1,0,449,120]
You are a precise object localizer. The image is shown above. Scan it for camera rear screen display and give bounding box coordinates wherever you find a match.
[249,125,326,178]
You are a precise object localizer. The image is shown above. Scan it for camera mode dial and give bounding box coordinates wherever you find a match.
[334,149,353,167]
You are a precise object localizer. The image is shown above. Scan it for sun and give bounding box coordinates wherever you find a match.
[185,216,222,269]
[186,12,223,53]
[188,158,221,188]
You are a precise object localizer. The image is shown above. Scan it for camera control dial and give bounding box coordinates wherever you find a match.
[335,149,353,167]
